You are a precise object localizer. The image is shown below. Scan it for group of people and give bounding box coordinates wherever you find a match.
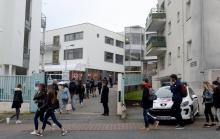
[202,79,220,130]
[140,74,220,132]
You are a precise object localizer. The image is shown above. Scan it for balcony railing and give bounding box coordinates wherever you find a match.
[146,8,166,31]
[146,35,166,56]
[41,42,61,51]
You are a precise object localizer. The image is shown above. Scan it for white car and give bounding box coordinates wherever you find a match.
[149,86,200,123]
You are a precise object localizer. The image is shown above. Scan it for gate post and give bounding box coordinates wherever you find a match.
[117,73,126,118]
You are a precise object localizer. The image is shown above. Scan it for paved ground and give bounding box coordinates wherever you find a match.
[1,86,219,139]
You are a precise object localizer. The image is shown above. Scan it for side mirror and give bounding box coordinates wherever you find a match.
[192,95,198,99]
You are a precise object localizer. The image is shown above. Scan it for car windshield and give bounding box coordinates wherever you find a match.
[155,87,173,98]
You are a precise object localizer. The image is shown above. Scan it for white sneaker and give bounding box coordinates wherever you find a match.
[30,130,40,136]
[61,130,68,136]
[16,120,22,124]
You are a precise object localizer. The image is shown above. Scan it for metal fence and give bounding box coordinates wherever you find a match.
[124,74,152,86]
[0,75,31,102]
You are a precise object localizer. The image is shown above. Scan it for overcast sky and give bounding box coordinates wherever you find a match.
[42,0,157,32]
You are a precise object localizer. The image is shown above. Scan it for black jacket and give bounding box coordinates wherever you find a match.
[77,85,85,97]
[40,95,59,112]
[141,87,153,109]
[12,88,23,108]
[101,85,109,103]
[213,87,220,108]
[170,80,182,103]
[33,91,47,108]
[97,81,102,89]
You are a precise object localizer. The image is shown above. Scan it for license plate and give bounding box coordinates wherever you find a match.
[156,116,172,120]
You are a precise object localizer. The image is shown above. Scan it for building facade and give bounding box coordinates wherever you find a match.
[0,0,42,75]
[42,23,124,82]
[124,26,145,75]
[146,0,220,91]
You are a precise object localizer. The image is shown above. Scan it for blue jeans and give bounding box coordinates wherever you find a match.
[61,99,68,110]
[143,108,155,128]
[34,110,52,130]
[42,110,62,130]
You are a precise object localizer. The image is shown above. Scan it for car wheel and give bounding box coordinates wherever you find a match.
[189,108,195,123]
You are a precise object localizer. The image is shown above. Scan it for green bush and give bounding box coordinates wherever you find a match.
[125,90,142,101]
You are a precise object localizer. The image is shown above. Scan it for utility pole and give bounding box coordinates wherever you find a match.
[41,13,46,72]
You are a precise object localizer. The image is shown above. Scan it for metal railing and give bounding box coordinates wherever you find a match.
[146,8,166,30]
[146,36,166,52]
[0,76,31,102]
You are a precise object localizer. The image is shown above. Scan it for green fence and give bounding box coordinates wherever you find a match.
[0,75,31,102]
[124,74,151,86]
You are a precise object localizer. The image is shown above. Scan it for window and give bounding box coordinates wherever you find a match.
[64,48,83,60]
[105,36,114,45]
[177,11,180,23]
[168,52,172,66]
[187,40,192,60]
[160,56,165,70]
[177,47,181,58]
[116,40,124,48]
[125,33,142,45]
[168,21,171,35]
[64,32,83,42]
[125,50,142,61]
[104,52,114,63]
[125,66,141,72]
[53,36,60,46]
[52,50,59,64]
[186,0,191,21]
[115,54,123,64]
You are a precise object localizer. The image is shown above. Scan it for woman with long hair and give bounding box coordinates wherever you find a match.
[39,85,67,136]
[12,84,23,124]
[203,81,215,127]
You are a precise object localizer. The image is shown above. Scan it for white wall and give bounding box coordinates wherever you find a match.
[0,102,30,113]
[43,23,124,73]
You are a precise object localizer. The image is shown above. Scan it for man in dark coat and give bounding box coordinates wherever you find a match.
[170,74,184,129]
[101,80,109,116]
[212,81,220,130]
[141,79,159,132]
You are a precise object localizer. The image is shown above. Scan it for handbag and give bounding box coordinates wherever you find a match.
[66,103,72,111]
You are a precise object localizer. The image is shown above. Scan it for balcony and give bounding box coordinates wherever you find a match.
[146,8,166,32]
[146,36,166,56]
[42,42,61,51]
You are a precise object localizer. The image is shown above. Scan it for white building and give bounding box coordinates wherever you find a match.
[0,0,42,75]
[125,26,145,74]
[42,23,124,82]
[146,0,220,91]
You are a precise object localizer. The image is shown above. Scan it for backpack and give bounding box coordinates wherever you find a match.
[203,91,213,103]
[180,84,187,98]
[69,81,76,94]
[148,88,157,101]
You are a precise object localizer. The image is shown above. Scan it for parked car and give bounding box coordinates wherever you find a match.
[149,86,200,123]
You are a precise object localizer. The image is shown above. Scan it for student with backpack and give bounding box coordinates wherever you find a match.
[140,78,159,132]
[170,74,184,129]
[203,81,215,128]
[69,78,77,111]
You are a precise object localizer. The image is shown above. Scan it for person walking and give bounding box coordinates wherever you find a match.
[101,80,109,116]
[202,81,215,128]
[39,85,67,136]
[170,74,184,129]
[61,84,69,112]
[109,76,113,88]
[12,84,23,124]
[52,80,59,96]
[30,84,52,135]
[97,80,102,95]
[86,80,91,98]
[77,80,85,106]
[69,78,77,111]
[140,79,159,132]
[90,78,95,97]
[213,81,220,130]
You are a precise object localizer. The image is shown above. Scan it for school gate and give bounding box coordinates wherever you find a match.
[0,73,45,112]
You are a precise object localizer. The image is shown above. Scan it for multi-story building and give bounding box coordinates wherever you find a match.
[41,23,124,82]
[0,0,42,75]
[146,0,220,91]
[124,26,145,75]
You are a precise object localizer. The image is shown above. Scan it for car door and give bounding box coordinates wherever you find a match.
[188,87,199,112]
